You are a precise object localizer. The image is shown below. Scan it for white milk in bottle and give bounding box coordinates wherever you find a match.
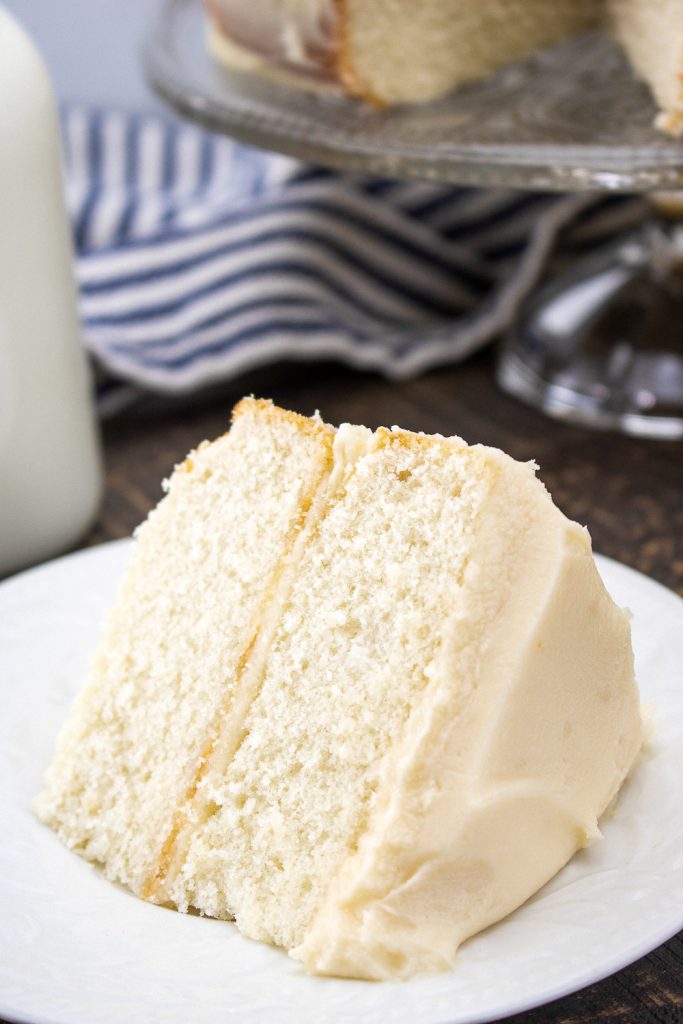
[0,5,102,576]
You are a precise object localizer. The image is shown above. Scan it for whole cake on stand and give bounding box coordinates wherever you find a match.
[205,0,683,130]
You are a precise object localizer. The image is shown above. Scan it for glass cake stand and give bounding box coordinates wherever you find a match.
[145,0,683,439]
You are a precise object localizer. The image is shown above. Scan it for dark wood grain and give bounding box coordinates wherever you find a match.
[38,351,683,1024]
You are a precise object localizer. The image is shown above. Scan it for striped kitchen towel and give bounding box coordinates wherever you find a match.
[62,106,646,415]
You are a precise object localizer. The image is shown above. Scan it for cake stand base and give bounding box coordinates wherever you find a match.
[497,219,683,440]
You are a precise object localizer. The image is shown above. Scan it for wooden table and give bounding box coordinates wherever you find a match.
[40,350,683,1023]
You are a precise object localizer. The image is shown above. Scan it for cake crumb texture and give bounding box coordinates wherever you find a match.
[35,398,335,896]
[36,399,643,980]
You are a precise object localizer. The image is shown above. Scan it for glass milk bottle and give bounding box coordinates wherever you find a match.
[0,5,102,577]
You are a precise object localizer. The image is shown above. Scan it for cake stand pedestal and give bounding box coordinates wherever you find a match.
[499,212,683,439]
[145,0,683,439]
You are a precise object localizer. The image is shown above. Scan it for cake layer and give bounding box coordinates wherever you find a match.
[338,0,600,104]
[35,399,334,896]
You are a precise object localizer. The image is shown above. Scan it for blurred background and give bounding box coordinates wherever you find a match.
[6,0,164,111]
[3,0,679,591]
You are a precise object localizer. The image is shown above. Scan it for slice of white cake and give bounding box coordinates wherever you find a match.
[36,399,643,980]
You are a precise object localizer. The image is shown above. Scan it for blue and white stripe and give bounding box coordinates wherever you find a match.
[61,107,646,411]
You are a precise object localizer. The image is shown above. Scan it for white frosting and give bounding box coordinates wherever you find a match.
[293,450,643,979]
[207,0,334,68]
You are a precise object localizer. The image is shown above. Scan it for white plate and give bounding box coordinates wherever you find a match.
[1,541,682,1024]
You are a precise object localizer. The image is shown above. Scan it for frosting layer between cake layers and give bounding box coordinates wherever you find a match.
[34,400,336,897]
